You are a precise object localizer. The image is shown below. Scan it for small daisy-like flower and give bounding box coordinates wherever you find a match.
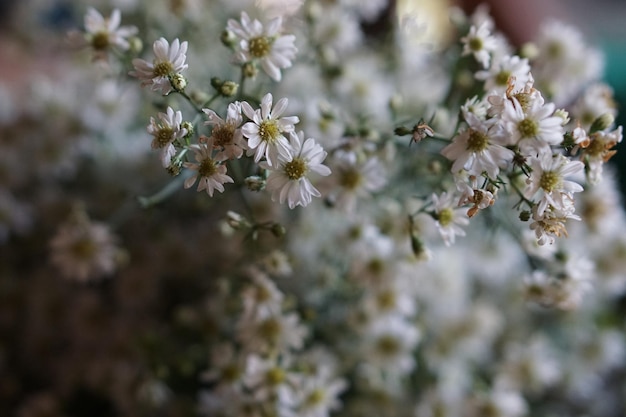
[295,375,347,417]
[203,102,246,160]
[263,131,331,209]
[237,311,308,353]
[227,11,297,81]
[431,191,470,246]
[529,201,580,246]
[81,8,137,59]
[524,153,584,218]
[475,55,531,93]
[461,22,499,68]
[583,126,622,184]
[329,154,387,213]
[49,206,121,282]
[130,37,188,95]
[500,93,564,154]
[241,93,299,167]
[147,106,187,150]
[183,139,234,196]
[441,112,514,179]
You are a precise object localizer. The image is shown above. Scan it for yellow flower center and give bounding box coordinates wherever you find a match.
[153,61,174,77]
[466,129,489,152]
[339,168,362,190]
[259,317,281,342]
[284,157,307,180]
[91,31,110,50]
[70,236,97,259]
[376,290,396,311]
[220,364,241,383]
[517,118,539,138]
[198,158,218,178]
[539,170,560,192]
[259,120,281,143]
[153,127,174,149]
[304,389,325,407]
[468,37,483,51]
[376,335,401,357]
[266,367,286,386]
[437,208,454,227]
[249,36,272,58]
[495,70,511,86]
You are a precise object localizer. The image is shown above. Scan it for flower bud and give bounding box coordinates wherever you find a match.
[519,210,531,222]
[169,73,187,92]
[245,176,266,191]
[220,81,239,98]
[589,113,615,134]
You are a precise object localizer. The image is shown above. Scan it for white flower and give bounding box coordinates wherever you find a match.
[243,354,298,402]
[203,102,246,160]
[475,54,531,93]
[227,11,297,81]
[237,311,308,354]
[583,126,622,184]
[130,37,188,95]
[441,112,514,178]
[461,22,499,68]
[294,375,347,417]
[183,140,234,196]
[201,343,245,392]
[147,106,187,150]
[49,208,120,282]
[328,154,387,213]
[241,268,284,320]
[524,153,584,218]
[241,93,299,167]
[529,201,580,246]
[500,93,564,154]
[82,8,137,58]
[363,316,421,376]
[263,131,331,209]
[431,191,470,246]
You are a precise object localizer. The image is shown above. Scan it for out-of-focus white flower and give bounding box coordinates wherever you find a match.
[327,154,387,213]
[227,11,297,81]
[431,191,470,246]
[79,8,138,59]
[362,315,421,376]
[49,207,121,282]
[475,54,531,93]
[263,131,331,209]
[294,374,347,417]
[130,37,189,95]
[237,311,308,354]
[461,22,499,68]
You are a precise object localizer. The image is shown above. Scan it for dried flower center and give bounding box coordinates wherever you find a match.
[376,335,401,356]
[249,36,272,58]
[517,118,539,138]
[512,93,531,113]
[259,120,281,143]
[585,137,606,157]
[468,37,483,51]
[539,170,561,192]
[495,70,511,86]
[153,61,174,77]
[212,124,236,147]
[198,158,218,178]
[466,129,489,152]
[284,157,307,180]
[547,41,563,59]
[367,258,385,276]
[91,31,110,50]
[339,168,362,190]
[437,208,454,227]
[153,127,174,149]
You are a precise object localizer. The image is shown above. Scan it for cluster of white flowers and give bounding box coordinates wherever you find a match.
[3,0,626,416]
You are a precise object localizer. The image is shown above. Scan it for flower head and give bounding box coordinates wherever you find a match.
[82,8,137,59]
[227,11,297,81]
[130,37,188,95]
[263,131,331,209]
[183,140,234,196]
[203,102,246,160]
[241,93,299,167]
[431,191,470,246]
